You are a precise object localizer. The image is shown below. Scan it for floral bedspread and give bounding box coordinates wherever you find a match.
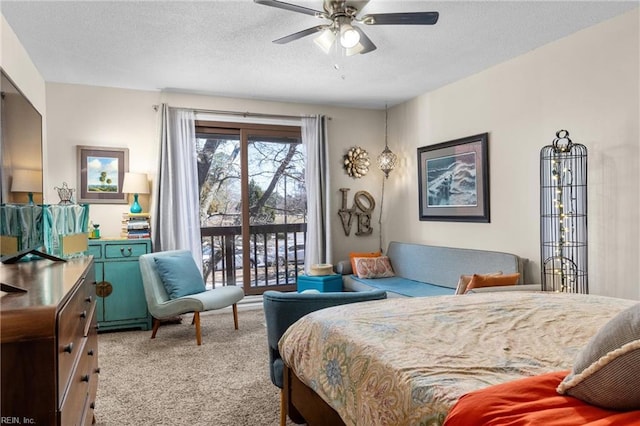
[279,292,635,426]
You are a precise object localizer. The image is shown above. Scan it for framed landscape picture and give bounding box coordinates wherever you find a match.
[417,133,489,222]
[77,145,129,203]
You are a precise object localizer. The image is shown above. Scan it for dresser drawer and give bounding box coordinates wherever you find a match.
[59,337,95,426]
[58,278,94,401]
[87,244,102,260]
[105,242,149,260]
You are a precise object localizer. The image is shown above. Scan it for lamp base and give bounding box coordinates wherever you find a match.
[130,193,142,214]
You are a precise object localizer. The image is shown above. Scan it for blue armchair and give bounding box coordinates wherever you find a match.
[263,289,387,426]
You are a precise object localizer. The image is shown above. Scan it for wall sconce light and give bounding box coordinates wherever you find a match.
[377,107,397,178]
[122,172,150,214]
[11,169,42,205]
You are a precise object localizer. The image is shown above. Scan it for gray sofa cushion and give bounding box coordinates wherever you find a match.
[386,241,524,288]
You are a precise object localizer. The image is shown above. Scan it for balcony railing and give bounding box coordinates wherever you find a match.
[200,223,306,295]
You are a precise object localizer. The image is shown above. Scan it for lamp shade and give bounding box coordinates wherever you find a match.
[11,169,42,193]
[122,172,150,195]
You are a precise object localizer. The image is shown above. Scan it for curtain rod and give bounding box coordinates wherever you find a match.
[151,105,330,120]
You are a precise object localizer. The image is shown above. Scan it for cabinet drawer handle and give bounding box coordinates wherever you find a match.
[120,247,133,257]
[88,349,95,356]
[96,281,113,297]
[80,310,87,319]
[95,367,101,374]
[63,342,74,354]
[85,295,93,303]
[90,402,96,410]
[81,374,90,382]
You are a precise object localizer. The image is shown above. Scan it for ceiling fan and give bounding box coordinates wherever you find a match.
[254,0,439,56]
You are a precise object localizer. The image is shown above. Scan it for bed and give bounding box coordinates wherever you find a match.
[279,292,637,425]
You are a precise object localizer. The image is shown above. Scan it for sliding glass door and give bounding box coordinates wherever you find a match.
[196,121,305,295]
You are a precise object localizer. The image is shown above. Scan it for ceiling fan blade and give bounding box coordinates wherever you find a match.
[360,11,439,25]
[273,25,327,44]
[352,27,377,55]
[254,0,322,17]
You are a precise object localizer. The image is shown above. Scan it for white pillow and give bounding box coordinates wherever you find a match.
[557,303,640,410]
[353,256,395,279]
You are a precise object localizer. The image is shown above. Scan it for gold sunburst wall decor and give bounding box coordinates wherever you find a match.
[344,146,370,178]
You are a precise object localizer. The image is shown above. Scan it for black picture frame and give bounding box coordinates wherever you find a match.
[77,145,129,204]
[417,133,489,222]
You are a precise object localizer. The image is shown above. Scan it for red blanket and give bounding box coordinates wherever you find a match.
[444,371,640,426]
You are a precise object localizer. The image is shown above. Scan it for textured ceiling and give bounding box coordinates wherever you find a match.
[2,1,637,109]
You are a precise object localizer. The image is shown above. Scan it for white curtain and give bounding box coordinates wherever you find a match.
[152,104,203,271]
[302,115,331,272]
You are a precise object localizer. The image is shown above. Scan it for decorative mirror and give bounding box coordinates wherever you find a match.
[343,146,370,178]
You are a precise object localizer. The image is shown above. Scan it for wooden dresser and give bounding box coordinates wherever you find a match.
[1,257,99,425]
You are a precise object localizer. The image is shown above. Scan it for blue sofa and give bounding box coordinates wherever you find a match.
[336,241,537,298]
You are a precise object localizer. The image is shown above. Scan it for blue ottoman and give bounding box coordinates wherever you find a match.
[297,274,342,293]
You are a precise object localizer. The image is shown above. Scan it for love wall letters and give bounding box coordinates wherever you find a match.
[338,188,376,236]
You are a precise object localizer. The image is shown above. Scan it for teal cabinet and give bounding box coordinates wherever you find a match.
[89,238,152,331]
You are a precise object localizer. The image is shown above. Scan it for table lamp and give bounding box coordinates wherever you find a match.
[11,169,43,205]
[122,172,149,214]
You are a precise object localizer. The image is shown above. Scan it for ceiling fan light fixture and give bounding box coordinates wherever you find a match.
[344,42,365,56]
[339,23,360,48]
[314,28,336,54]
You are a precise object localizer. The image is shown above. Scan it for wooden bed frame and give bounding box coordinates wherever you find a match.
[284,364,346,426]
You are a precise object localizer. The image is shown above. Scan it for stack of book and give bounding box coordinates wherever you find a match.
[122,213,151,239]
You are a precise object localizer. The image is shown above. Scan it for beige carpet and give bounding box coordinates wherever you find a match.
[94,306,298,426]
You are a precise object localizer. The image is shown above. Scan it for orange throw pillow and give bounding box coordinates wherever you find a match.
[465,273,520,293]
[455,271,503,295]
[349,251,381,273]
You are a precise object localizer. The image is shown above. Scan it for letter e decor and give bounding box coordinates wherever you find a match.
[339,188,376,236]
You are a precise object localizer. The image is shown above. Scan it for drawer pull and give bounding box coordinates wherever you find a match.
[80,310,87,319]
[90,402,96,410]
[88,349,95,356]
[120,247,133,257]
[95,367,101,374]
[63,342,74,353]
[81,374,90,382]
[86,295,93,303]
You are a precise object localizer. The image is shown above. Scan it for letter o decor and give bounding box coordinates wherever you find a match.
[354,191,375,213]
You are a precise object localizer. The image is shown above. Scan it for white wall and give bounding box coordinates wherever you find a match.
[0,15,48,192]
[0,15,45,113]
[44,85,385,257]
[385,9,639,300]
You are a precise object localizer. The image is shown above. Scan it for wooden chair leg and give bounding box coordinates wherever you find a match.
[280,389,286,426]
[232,303,239,330]
[151,318,161,339]
[194,311,202,346]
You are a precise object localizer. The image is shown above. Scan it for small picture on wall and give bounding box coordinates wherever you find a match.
[77,145,129,204]
[417,133,489,222]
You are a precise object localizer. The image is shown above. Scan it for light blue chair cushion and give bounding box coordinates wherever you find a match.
[153,251,206,299]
